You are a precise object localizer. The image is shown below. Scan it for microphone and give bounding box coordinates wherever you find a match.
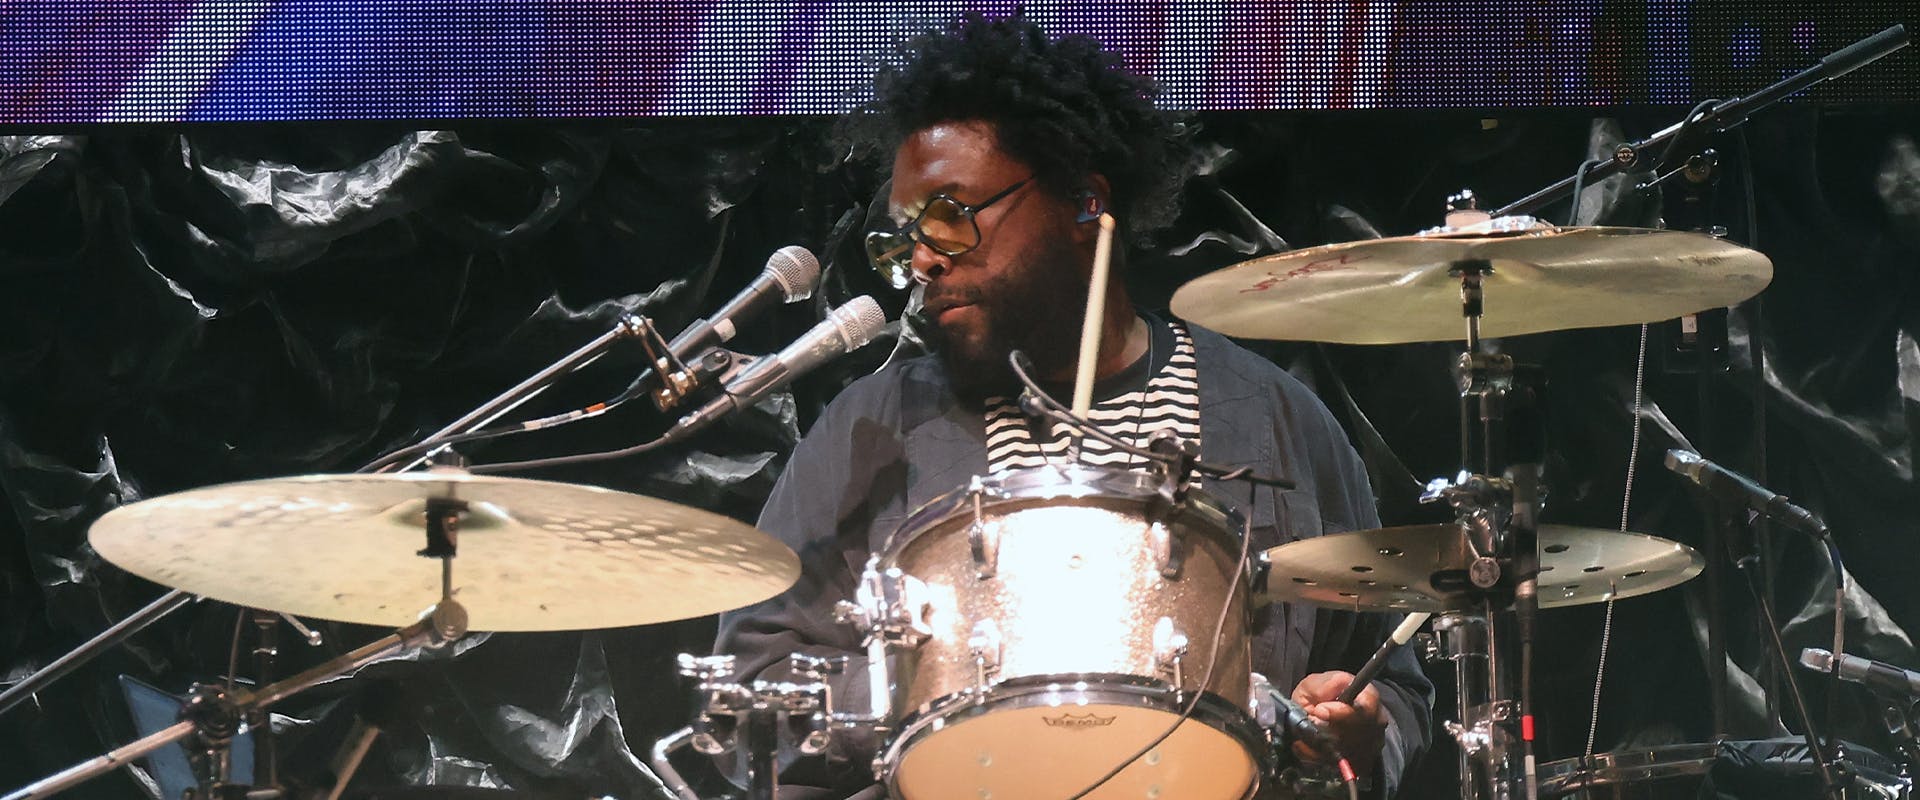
[1274,694,1341,754]
[666,245,821,360]
[1801,648,1920,699]
[1663,449,1828,536]
[662,296,888,443]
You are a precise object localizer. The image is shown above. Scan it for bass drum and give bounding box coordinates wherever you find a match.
[1539,740,1909,799]
[876,466,1266,800]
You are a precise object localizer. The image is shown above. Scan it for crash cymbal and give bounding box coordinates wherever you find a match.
[90,471,799,631]
[1170,222,1771,344]
[1261,524,1701,612]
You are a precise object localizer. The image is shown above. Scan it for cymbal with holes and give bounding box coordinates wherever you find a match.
[1260,524,1701,612]
[1170,222,1772,344]
[89,471,799,631]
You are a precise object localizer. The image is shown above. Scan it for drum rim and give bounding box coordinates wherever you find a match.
[882,465,1246,557]
[1537,739,1909,794]
[882,673,1268,800]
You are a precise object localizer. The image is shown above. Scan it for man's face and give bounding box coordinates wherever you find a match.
[888,121,1093,401]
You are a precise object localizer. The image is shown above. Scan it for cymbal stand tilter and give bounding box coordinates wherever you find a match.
[1422,257,1547,800]
[1,492,477,800]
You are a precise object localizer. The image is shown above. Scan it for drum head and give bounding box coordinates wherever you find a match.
[892,700,1257,800]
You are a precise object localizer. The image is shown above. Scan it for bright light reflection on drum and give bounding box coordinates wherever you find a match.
[878,467,1265,800]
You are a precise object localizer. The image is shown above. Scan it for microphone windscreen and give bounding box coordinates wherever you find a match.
[766,245,822,301]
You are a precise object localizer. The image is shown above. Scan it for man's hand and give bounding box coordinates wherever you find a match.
[1290,670,1389,776]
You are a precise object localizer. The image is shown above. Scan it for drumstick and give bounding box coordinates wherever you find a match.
[1071,213,1117,417]
[1336,612,1432,705]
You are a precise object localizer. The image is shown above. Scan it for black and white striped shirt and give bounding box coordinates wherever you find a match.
[984,317,1202,473]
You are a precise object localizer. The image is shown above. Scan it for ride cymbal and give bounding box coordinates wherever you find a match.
[90,471,799,631]
[1171,223,1771,344]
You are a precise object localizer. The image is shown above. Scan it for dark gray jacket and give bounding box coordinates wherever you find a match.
[714,323,1433,798]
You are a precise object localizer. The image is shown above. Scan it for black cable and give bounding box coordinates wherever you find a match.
[465,434,672,474]
[361,377,655,473]
[225,607,245,693]
[1565,157,1605,226]
[1007,352,1295,490]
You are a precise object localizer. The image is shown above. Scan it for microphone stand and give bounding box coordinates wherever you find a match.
[1705,493,1844,798]
[1493,24,1908,218]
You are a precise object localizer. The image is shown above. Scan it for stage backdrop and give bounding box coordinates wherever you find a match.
[4,104,1918,799]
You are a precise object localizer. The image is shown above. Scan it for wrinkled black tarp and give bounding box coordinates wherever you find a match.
[2,109,1916,799]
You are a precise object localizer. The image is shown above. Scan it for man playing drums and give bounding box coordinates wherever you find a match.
[715,13,1432,799]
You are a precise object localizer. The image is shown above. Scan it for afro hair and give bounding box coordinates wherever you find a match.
[840,12,1193,244]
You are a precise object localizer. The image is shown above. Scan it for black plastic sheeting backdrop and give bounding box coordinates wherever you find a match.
[1,109,1916,799]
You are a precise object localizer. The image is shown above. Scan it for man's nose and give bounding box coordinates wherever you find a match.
[910,239,953,284]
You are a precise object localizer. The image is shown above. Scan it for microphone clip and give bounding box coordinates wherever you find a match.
[1147,429,1199,504]
[628,314,706,411]
[653,348,749,412]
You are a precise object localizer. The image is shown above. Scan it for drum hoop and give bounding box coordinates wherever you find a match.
[882,673,1268,799]
[883,465,1245,557]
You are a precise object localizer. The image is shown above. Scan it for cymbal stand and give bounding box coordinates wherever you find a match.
[1422,258,1546,800]
[2,598,467,800]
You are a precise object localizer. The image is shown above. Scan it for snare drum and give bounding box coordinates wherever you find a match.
[1539,740,1909,799]
[875,466,1266,800]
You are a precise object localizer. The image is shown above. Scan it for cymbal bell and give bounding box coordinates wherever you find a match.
[1171,222,1772,344]
[1261,524,1702,612]
[90,471,800,631]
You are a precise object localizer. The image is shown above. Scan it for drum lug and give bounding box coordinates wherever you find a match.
[968,520,1001,579]
[1152,616,1190,689]
[1149,519,1185,578]
[967,620,1003,694]
[967,478,1000,578]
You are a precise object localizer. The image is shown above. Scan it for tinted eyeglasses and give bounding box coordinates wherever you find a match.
[863,177,1032,289]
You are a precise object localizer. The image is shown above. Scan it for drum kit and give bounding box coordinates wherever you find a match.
[1,208,1912,800]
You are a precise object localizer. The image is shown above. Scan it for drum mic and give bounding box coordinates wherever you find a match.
[661,296,887,443]
[1801,648,1920,700]
[1274,695,1341,754]
[1663,449,1828,537]
[643,246,822,411]
[667,245,821,358]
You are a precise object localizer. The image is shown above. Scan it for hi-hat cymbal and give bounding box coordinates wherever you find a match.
[90,471,799,631]
[1171,222,1772,344]
[1261,524,1702,612]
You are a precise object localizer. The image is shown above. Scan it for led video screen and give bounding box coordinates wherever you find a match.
[2,1,1912,124]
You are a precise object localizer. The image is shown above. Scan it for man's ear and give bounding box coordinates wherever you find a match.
[1074,173,1113,223]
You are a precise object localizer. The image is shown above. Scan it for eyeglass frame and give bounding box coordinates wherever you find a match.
[863,176,1033,289]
